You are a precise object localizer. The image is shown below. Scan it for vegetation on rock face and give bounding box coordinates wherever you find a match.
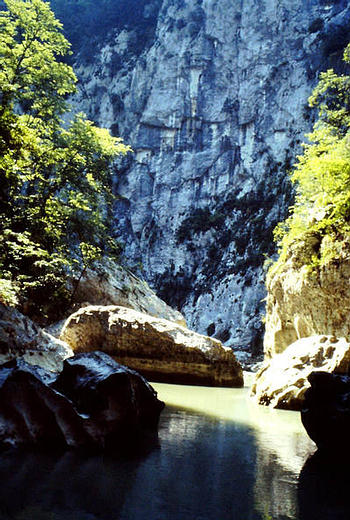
[271,43,350,277]
[0,0,131,320]
[49,0,162,62]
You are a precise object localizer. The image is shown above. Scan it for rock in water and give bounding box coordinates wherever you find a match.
[60,305,243,387]
[0,352,164,450]
[53,352,164,445]
[301,371,350,456]
[251,335,350,410]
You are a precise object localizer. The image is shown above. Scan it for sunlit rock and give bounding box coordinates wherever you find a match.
[0,352,164,449]
[69,259,186,327]
[60,305,243,387]
[0,303,72,372]
[251,335,350,410]
[264,243,350,359]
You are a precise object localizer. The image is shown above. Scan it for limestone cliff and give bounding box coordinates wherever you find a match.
[263,237,350,359]
[67,0,350,359]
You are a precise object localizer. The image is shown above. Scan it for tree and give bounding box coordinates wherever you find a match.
[0,0,131,320]
[0,0,76,117]
[271,43,350,274]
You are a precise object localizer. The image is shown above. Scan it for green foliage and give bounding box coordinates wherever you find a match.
[0,0,76,117]
[176,207,226,243]
[0,278,18,306]
[0,0,131,320]
[271,42,350,278]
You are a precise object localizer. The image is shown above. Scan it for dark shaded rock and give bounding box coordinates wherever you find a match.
[301,371,350,454]
[54,352,165,446]
[298,451,350,520]
[0,352,164,450]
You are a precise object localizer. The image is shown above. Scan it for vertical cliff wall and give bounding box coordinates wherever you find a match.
[70,0,350,361]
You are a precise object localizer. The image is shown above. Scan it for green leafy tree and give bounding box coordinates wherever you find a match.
[0,0,76,116]
[0,0,131,320]
[271,43,350,275]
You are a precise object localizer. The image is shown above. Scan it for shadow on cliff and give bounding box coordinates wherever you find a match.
[298,450,350,520]
[0,447,153,520]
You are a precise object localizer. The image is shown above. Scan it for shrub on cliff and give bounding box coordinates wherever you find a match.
[271,43,350,275]
[0,0,131,320]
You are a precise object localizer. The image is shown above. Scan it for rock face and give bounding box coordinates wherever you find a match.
[70,0,350,357]
[301,371,350,456]
[264,244,350,359]
[0,352,164,449]
[0,303,73,372]
[71,259,186,325]
[60,305,243,387]
[251,335,350,410]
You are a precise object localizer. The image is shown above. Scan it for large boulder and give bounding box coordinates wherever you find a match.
[301,371,350,456]
[264,239,350,359]
[60,305,243,387]
[0,352,164,450]
[251,335,350,410]
[0,303,73,372]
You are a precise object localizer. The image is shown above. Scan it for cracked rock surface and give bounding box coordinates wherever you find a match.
[61,305,244,387]
[251,335,350,410]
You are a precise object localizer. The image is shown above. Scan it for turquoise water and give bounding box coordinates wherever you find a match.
[0,382,344,520]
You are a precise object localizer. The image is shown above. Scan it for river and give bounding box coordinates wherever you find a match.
[0,380,348,520]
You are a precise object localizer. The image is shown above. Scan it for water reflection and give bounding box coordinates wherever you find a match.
[120,408,258,520]
[298,451,350,520]
[154,383,316,520]
[0,449,143,520]
[0,384,316,520]
[252,407,315,520]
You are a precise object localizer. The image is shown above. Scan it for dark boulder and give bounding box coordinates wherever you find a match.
[301,371,350,455]
[0,352,164,450]
[298,451,350,520]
